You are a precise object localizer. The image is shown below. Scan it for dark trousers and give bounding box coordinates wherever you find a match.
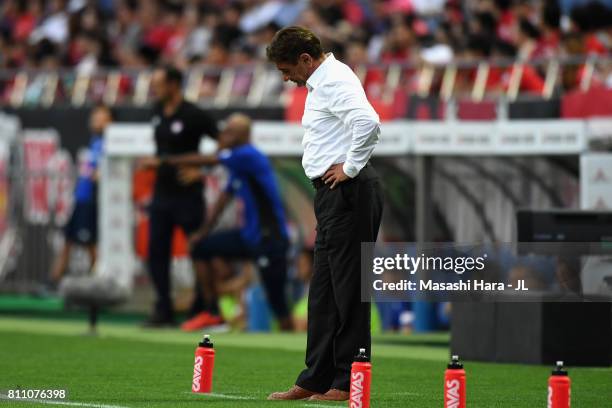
[190,229,290,319]
[147,191,204,317]
[296,165,383,393]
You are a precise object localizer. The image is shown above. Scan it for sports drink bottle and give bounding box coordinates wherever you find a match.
[444,355,466,408]
[349,348,371,408]
[192,334,215,393]
[548,361,571,408]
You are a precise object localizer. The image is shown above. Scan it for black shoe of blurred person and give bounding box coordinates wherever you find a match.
[141,312,177,328]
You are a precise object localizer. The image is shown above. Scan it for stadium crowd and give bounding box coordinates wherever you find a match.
[0,0,610,74]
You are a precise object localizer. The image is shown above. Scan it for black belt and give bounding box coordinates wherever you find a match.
[311,163,369,190]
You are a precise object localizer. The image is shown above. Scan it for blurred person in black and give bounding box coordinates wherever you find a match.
[139,65,218,327]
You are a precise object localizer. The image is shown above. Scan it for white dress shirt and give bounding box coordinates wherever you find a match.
[302,53,380,179]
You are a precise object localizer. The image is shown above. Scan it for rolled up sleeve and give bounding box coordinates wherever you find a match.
[325,81,380,178]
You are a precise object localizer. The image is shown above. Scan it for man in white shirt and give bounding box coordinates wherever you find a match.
[266,26,384,402]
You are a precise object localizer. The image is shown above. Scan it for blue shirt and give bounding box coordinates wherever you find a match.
[219,144,288,246]
[74,136,103,203]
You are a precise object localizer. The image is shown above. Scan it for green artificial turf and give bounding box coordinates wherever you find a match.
[0,316,610,407]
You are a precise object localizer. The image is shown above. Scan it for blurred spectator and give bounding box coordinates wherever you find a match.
[249,21,280,60]
[71,31,104,74]
[14,0,43,42]
[569,1,611,55]
[174,4,213,66]
[204,39,230,66]
[492,40,545,94]
[381,15,417,63]
[30,0,69,44]
[455,34,497,93]
[515,18,541,60]
[111,0,142,66]
[215,2,243,49]
[533,0,562,58]
[561,31,605,90]
[345,39,385,98]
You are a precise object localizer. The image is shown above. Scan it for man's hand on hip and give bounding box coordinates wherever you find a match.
[323,163,350,189]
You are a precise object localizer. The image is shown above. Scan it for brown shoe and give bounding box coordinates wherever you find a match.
[308,389,349,401]
[267,385,316,400]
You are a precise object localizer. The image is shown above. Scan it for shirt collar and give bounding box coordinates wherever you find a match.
[306,53,334,92]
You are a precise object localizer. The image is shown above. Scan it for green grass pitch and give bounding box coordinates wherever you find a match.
[0,316,610,407]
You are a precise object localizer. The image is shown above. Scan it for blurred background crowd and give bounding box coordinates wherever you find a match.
[0,0,611,72]
[0,0,611,109]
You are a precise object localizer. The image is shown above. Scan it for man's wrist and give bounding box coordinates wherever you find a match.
[342,162,359,178]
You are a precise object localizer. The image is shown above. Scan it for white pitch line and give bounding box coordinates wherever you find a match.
[0,394,130,408]
[182,391,256,400]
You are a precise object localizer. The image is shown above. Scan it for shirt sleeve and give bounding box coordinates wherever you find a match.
[217,147,248,173]
[196,109,218,140]
[325,80,380,178]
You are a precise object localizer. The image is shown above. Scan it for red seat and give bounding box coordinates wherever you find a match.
[562,88,612,118]
[457,100,497,120]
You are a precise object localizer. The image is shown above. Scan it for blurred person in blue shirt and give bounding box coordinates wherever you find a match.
[167,113,293,331]
[50,104,112,283]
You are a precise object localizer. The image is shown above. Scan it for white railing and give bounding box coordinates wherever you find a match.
[0,55,609,108]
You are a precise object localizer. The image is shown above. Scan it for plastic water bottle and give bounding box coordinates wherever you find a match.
[444,355,466,408]
[192,334,215,393]
[349,348,371,408]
